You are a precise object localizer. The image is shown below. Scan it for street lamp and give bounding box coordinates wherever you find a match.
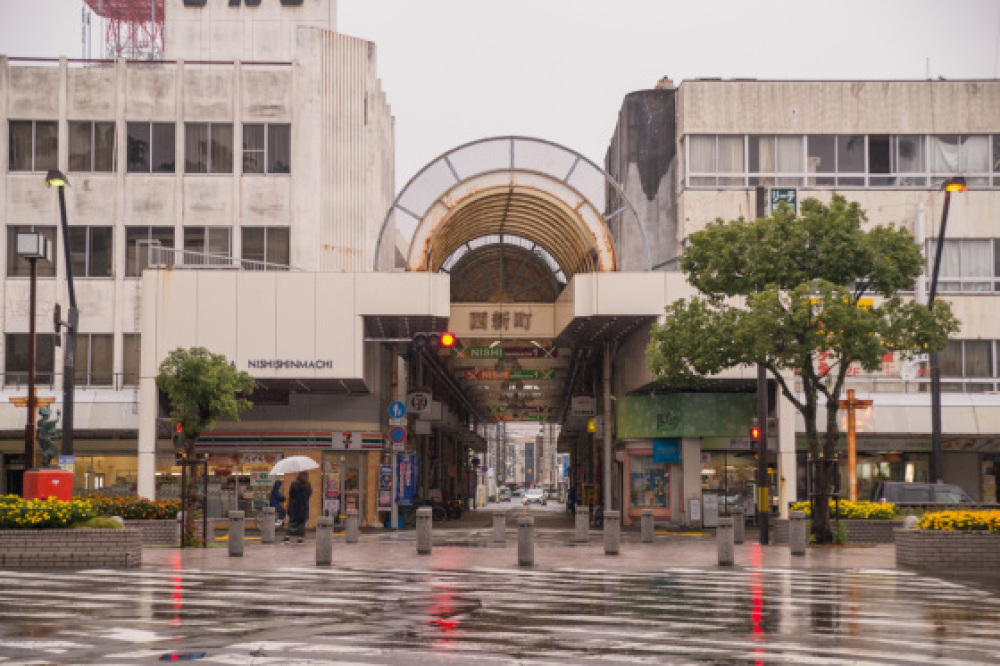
[45,170,78,459]
[15,231,51,476]
[927,176,967,483]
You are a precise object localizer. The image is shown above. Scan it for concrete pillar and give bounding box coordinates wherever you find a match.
[518,515,534,566]
[575,506,589,543]
[345,509,359,544]
[492,510,506,544]
[790,511,807,556]
[732,508,745,545]
[316,516,333,566]
[228,511,244,557]
[717,517,734,566]
[604,509,621,555]
[260,507,276,544]
[416,506,432,555]
[640,509,654,543]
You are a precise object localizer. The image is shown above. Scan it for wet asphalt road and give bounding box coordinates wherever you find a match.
[2,502,1000,664]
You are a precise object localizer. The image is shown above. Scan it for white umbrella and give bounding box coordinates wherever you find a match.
[268,456,319,477]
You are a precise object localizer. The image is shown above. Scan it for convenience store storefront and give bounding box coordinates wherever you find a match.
[616,393,759,525]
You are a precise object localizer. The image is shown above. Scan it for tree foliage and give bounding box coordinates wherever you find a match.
[647,196,959,541]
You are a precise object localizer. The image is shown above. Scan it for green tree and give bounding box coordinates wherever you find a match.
[156,347,255,545]
[647,196,958,542]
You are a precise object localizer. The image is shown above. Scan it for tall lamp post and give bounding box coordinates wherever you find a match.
[45,170,78,460]
[15,232,51,476]
[928,176,967,483]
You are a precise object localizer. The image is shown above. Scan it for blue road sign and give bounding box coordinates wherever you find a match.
[388,401,406,419]
[389,426,406,444]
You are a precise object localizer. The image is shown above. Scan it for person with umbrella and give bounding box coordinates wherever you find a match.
[284,471,312,543]
[269,479,287,526]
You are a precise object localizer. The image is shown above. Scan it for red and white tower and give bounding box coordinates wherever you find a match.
[83,0,165,61]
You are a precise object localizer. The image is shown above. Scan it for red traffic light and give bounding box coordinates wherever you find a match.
[750,426,761,440]
[440,332,456,348]
[175,422,184,434]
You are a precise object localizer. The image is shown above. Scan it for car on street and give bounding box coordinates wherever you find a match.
[524,488,546,505]
[870,481,975,504]
[498,488,511,502]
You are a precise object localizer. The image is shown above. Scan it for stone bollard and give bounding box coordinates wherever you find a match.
[228,511,245,557]
[316,516,333,566]
[260,507,276,543]
[575,506,589,543]
[518,515,534,566]
[732,508,745,545]
[492,510,507,544]
[790,511,807,556]
[345,509,359,544]
[640,509,654,543]
[416,506,433,555]
[717,517,735,566]
[903,515,918,529]
[604,510,621,555]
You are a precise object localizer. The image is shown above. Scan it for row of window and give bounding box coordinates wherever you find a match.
[938,339,1000,393]
[686,134,1000,188]
[9,121,290,175]
[926,239,1000,293]
[4,333,139,388]
[6,226,290,278]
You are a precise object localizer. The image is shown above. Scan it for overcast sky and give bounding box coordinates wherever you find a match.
[1,0,999,184]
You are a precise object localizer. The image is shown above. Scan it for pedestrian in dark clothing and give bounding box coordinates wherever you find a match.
[284,471,312,543]
[269,480,287,525]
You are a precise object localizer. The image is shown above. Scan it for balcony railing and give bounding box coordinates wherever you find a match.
[146,245,300,273]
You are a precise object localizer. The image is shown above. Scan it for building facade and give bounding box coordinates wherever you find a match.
[606,78,1000,523]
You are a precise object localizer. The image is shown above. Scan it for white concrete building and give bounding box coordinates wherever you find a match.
[0,0,395,525]
[606,78,1000,521]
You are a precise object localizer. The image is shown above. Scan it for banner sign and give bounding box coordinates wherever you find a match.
[464,368,556,381]
[396,452,419,506]
[452,346,558,359]
[378,465,393,512]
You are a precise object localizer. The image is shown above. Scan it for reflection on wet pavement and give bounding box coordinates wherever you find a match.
[1,564,999,664]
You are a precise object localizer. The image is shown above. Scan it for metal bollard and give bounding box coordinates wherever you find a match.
[518,515,534,566]
[228,511,245,557]
[575,506,589,543]
[260,507,276,543]
[492,510,507,544]
[316,516,333,566]
[345,509,359,544]
[790,511,807,556]
[604,510,621,555]
[717,517,735,566]
[732,508,745,545]
[640,509,654,543]
[416,506,433,555]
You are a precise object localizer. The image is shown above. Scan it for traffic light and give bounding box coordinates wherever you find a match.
[412,332,456,350]
[173,422,184,450]
[750,418,761,450]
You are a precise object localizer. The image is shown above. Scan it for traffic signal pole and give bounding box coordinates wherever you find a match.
[757,364,769,545]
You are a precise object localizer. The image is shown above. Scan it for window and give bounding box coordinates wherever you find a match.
[243,124,290,174]
[897,136,926,186]
[68,227,113,278]
[184,227,232,258]
[69,121,115,172]
[127,122,175,173]
[929,135,991,187]
[8,120,58,172]
[242,227,289,267]
[76,334,113,387]
[927,239,996,292]
[6,226,57,278]
[5,334,55,386]
[126,227,175,277]
[938,340,997,393]
[185,123,233,174]
[123,334,141,387]
[993,134,1000,187]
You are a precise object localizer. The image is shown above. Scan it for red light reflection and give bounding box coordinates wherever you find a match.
[170,551,183,626]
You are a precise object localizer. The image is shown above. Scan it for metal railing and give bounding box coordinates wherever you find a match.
[146,245,300,273]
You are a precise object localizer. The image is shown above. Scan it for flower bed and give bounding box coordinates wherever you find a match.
[0,495,97,528]
[917,510,1000,531]
[84,494,181,520]
[774,502,903,544]
[789,500,897,520]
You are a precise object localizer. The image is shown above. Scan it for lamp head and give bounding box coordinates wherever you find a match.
[45,170,68,188]
[943,176,967,193]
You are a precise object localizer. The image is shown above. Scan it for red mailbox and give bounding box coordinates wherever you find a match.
[23,469,74,501]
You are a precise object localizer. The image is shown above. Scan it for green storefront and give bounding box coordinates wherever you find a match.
[616,393,759,524]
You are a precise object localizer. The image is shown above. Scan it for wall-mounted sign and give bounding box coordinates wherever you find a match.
[406,390,431,413]
[332,432,385,450]
[452,346,558,359]
[571,396,596,417]
[770,187,797,214]
[247,359,333,370]
[464,369,556,381]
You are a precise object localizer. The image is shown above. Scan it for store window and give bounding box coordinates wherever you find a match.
[7,226,57,278]
[68,227,113,278]
[8,120,58,172]
[184,122,233,174]
[68,121,116,172]
[629,457,670,509]
[76,333,113,387]
[127,122,175,173]
[700,451,758,514]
